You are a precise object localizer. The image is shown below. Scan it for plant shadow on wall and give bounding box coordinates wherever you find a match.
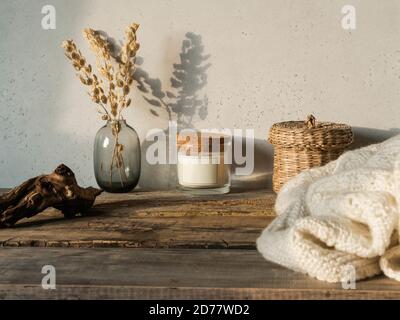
[134,32,210,128]
[133,32,211,189]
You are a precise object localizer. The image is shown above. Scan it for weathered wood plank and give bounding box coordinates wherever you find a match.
[0,216,273,249]
[0,189,276,218]
[0,189,275,249]
[0,247,398,300]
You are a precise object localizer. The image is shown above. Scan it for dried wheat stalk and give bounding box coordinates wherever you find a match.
[62,23,139,120]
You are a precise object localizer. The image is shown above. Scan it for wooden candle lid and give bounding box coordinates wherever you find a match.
[177,131,231,154]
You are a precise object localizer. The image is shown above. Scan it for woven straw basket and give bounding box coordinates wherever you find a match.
[269,115,353,193]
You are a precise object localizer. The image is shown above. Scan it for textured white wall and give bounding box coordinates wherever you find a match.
[1,0,400,188]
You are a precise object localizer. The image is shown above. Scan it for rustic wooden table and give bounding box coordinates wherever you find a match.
[0,188,399,299]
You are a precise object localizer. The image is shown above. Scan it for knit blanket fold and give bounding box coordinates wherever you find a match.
[257,135,400,283]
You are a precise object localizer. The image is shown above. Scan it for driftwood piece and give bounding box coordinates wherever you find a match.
[0,164,103,228]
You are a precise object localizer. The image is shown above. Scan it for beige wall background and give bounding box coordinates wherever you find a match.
[1,0,400,189]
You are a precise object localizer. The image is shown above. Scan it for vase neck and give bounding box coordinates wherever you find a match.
[107,119,127,127]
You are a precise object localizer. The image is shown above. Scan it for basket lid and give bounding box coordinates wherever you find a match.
[268,115,353,150]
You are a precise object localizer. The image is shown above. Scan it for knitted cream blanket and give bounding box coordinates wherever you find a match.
[257,134,400,283]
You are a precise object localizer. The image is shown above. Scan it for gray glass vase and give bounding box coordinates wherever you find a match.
[93,120,141,193]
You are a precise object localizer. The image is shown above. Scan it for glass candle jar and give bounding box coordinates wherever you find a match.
[177,132,231,195]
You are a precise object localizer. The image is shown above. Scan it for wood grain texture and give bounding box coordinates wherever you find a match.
[0,189,275,249]
[0,247,398,300]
